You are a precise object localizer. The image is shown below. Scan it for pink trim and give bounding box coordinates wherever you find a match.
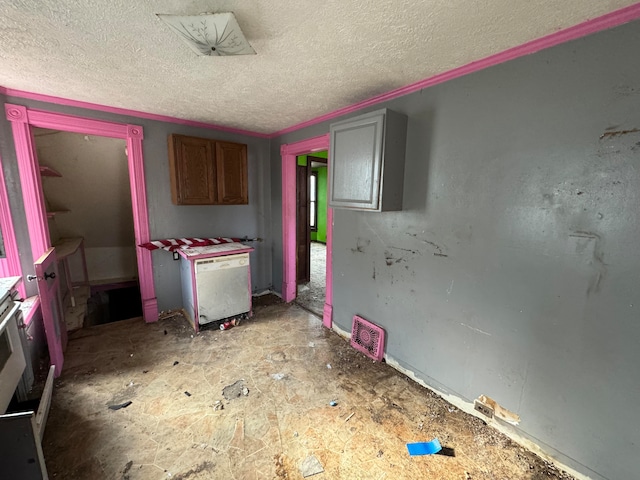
[2,5,638,141]
[271,4,640,137]
[35,247,66,377]
[22,295,41,326]
[5,103,159,323]
[0,152,24,297]
[323,206,333,329]
[0,87,269,139]
[124,128,158,323]
[247,261,253,319]
[280,134,333,328]
[190,259,199,333]
[5,105,51,263]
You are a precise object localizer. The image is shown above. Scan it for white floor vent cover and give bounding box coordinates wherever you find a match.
[350,315,385,362]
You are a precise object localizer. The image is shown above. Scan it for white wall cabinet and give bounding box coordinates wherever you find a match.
[329,108,407,211]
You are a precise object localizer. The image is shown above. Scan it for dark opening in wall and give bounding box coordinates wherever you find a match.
[86,282,142,326]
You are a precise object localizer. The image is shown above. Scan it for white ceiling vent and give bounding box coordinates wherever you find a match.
[157,12,256,57]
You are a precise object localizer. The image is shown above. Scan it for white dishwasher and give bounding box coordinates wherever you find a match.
[195,253,250,325]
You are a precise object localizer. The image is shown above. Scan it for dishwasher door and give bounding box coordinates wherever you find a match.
[195,253,250,325]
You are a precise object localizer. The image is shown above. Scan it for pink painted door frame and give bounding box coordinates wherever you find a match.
[280,134,334,328]
[4,104,158,322]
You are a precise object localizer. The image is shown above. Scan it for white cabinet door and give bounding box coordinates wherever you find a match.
[329,108,407,211]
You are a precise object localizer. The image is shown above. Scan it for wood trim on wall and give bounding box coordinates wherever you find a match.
[4,104,158,322]
[281,133,333,328]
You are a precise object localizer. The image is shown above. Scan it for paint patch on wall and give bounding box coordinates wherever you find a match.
[475,395,520,425]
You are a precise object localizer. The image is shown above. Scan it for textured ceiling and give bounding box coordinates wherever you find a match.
[0,1,636,134]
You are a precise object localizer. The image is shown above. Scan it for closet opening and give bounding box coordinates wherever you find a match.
[33,128,141,330]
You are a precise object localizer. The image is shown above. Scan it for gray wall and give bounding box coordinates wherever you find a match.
[0,97,272,310]
[271,21,640,480]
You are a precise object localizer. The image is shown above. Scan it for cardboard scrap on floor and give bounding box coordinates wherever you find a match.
[300,455,324,477]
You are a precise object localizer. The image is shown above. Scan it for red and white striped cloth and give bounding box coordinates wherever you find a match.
[139,237,242,252]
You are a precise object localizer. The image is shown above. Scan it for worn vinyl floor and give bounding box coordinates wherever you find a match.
[43,300,574,480]
[296,242,326,317]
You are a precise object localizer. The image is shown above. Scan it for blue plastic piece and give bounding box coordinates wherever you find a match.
[406,438,442,456]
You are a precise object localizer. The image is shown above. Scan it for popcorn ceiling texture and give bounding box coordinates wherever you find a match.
[0,0,635,133]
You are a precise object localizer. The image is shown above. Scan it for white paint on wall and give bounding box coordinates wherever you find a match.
[68,246,138,282]
[34,129,138,282]
[35,129,133,248]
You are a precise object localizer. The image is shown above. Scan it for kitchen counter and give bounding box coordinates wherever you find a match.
[177,242,253,260]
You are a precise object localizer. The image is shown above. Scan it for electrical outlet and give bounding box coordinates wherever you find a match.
[173,251,180,261]
[474,399,494,418]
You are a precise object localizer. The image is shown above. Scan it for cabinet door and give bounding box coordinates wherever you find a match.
[215,141,248,205]
[168,134,216,205]
[329,112,384,210]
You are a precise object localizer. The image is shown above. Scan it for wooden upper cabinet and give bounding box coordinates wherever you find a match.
[168,134,216,205]
[168,134,248,205]
[215,141,248,205]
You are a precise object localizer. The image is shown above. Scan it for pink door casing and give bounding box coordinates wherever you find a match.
[34,247,67,378]
[280,134,333,328]
[5,103,158,323]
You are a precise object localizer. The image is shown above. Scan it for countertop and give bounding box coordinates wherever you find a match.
[177,242,254,261]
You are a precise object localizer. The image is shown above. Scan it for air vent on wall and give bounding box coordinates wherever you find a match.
[350,315,385,362]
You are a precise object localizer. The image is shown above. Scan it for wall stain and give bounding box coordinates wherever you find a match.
[351,237,370,254]
[389,246,421,255]
[599,127,640,139]
[384,250,404,266]
[569,231,607,296]
[613,85,639,97]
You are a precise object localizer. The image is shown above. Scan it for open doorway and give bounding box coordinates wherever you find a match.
[33,128,142,330]
[295,152,328,317]
[280,133,333,328]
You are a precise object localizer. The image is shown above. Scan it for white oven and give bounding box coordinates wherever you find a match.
[0,289,26,413]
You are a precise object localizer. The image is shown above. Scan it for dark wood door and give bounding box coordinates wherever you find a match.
[168,134,216,205]
[216,141,248,205]
[296,163,310,284]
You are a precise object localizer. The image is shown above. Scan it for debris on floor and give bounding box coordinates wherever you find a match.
[44,306,578,480]
[222,380,249,400]
[345,412,355,422]
[329,400,337,407]
[184,391,191,397]
[300,455,324,477]
[108,400,132,410]
[437,447,456,457]
[407,438,442,456]
[326,363,331,369]
[271,372,286,380]
[173,361,179,366]
[122,460,133,476]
